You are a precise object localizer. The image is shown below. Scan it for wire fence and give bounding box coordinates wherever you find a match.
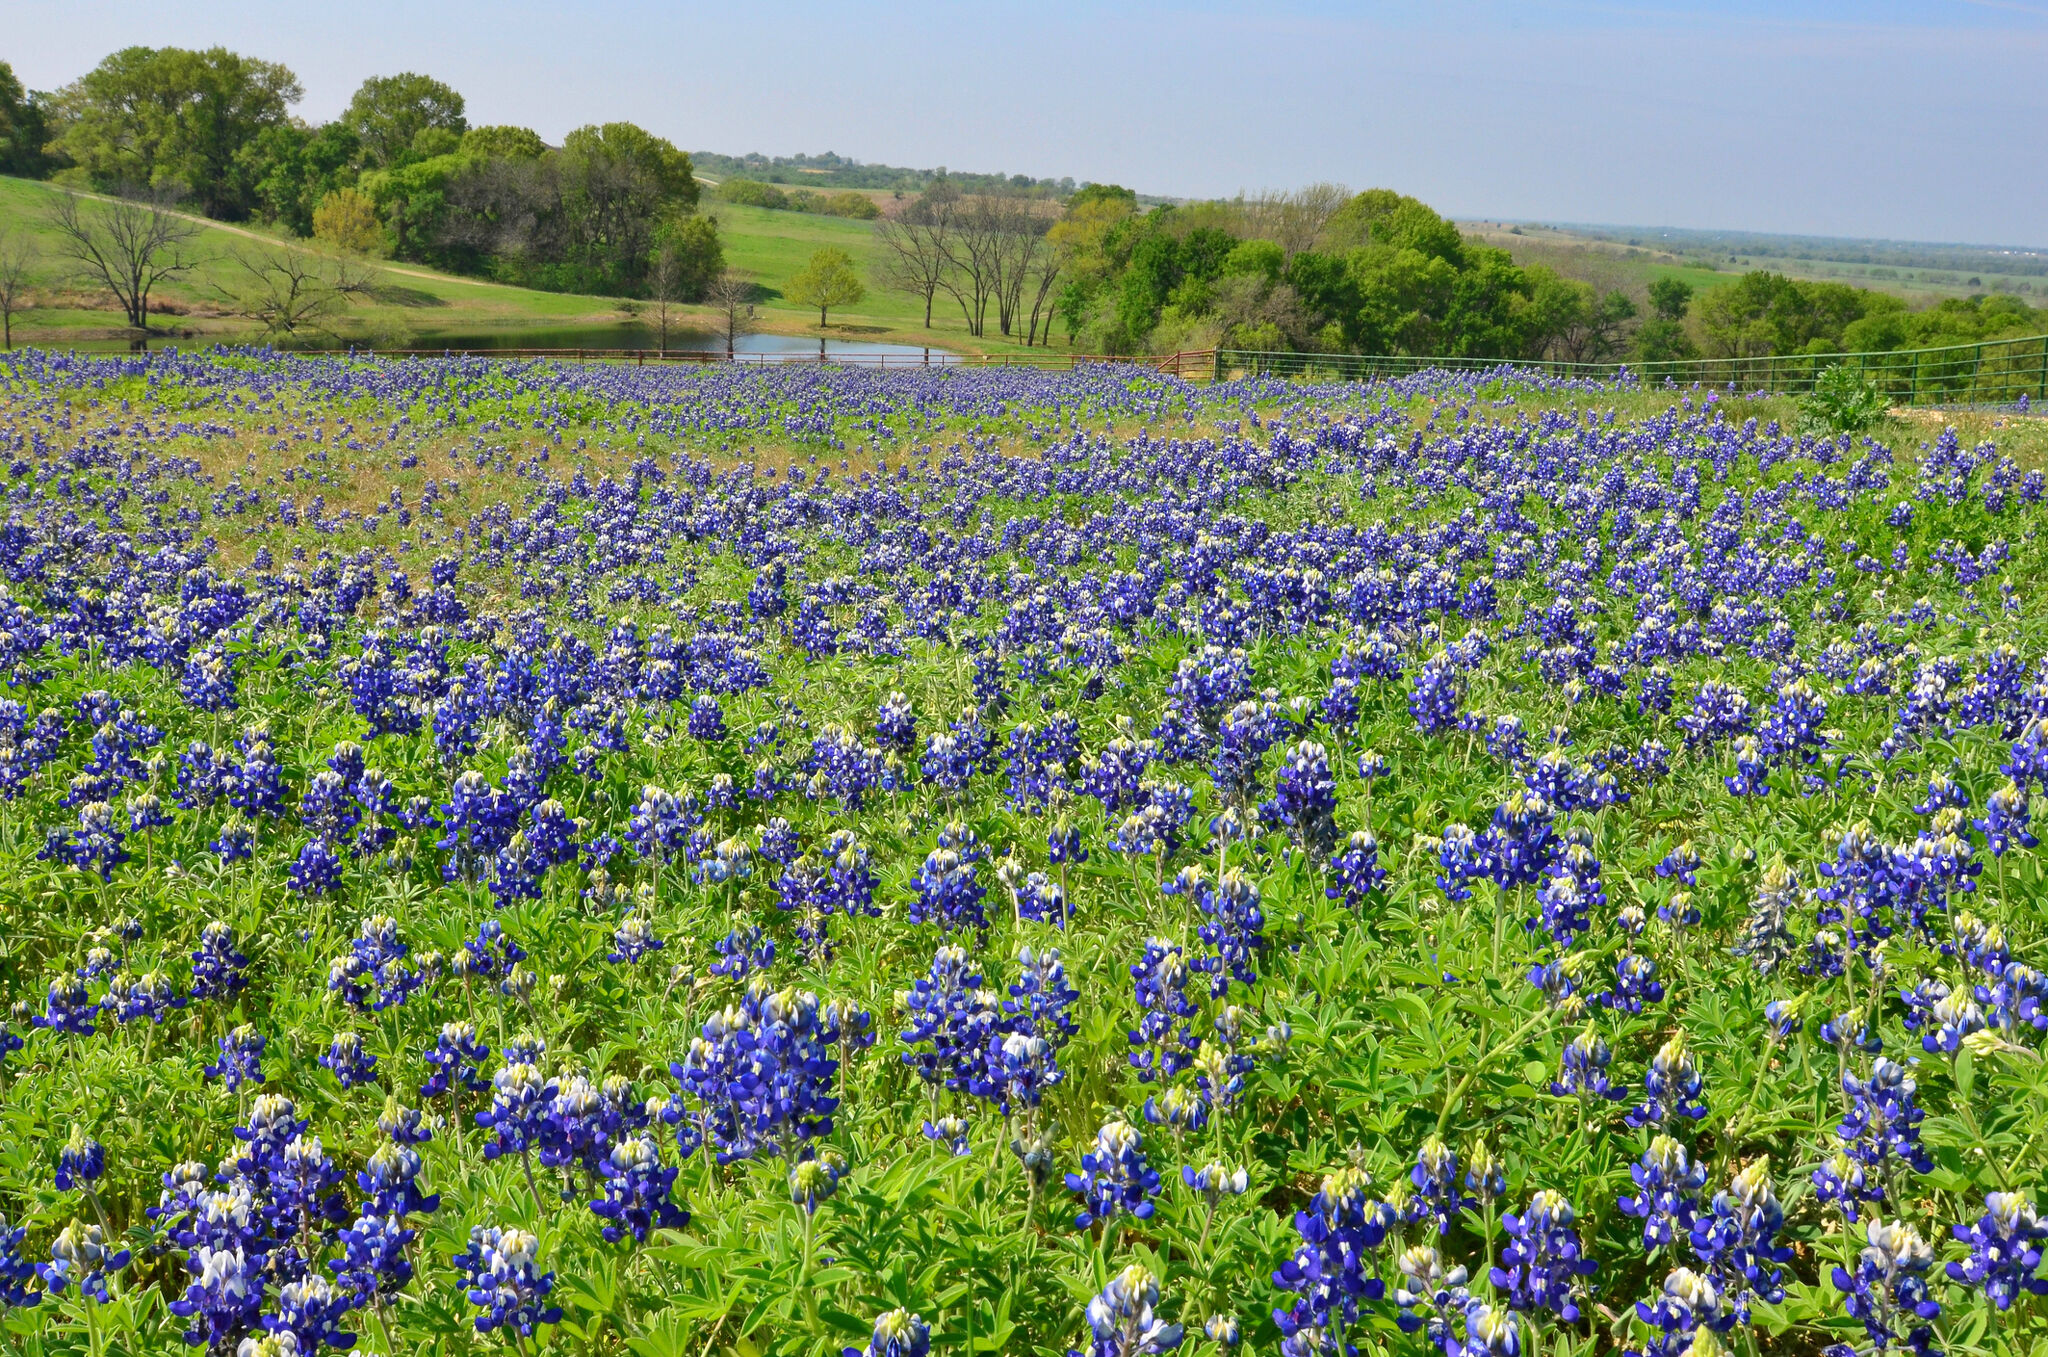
[1210,333,2048,407]
[269,334,2048,407]
[286,344,1200,374]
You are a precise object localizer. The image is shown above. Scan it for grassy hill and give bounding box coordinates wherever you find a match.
[1460,218,2048,307]
[0,176,1048,354]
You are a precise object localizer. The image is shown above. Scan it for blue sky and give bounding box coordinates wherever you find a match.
[8,1,2043,245]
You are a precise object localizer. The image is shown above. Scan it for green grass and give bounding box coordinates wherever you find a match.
[0,176,1052,355]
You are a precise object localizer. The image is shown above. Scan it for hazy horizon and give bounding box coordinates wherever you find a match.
[8,0,2043,246]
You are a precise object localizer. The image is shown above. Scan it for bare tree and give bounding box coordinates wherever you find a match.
[1023,238,1065,347]
[217,248,372,341]
[941,195,1009,338]
[981,195,1064,342]
[47,191,202,331]
[703,269,757,358]
[872,181,958,328]
[0,227,33,350]
[1239,183,1350,259]
[648,242,684,353]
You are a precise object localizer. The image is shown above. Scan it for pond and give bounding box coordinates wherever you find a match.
[55,325,956,360]
[399,326,946,359]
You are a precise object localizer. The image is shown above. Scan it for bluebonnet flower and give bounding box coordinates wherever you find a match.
[1838,1058,1934,1177]
[1629,1033,1706,1129]
[1725,736,1770,797]
[608,914,664,966]
[1827,1219,1939,1357]
[1078,1264,1183,1357]
[265,1274,358,1354]
[1326,831,1386,910]
[1182,1161,1249,1211]
[56,1126,105,1192]
[1490,1190,1595,1322]
[1604,954,1666,1016]
[1692,1159,1791,1320]
[1267,740,1339,854]
[710,924,774,982]
[920,732,973,794]
[190,920,250,1001]
[688,694,727,742]
[910,823,988,935]
[1194,868,1267,998]
[1946,1192,2048,1310]
[590,1135,689,1243]
[922,1115,972,1156]
[477,1062,552,1162]
[357,1142,439,1220]
[1654,842,1701,887]
[453,1225,561,1338]
[1631,1268,1732,1357]
[1272,1166,1391,1351]
[898,944,999,1100]
[39,1219,129,1301]
[1410,654,1463,736]
[1067,1119,1161,1230]
[1392,1245,1472,1352]
[334,1211,415,1304]
[288,838,345,898]
[320,1032,377,1090]
[1459,1302,1524,1357]
[1678,681,1752,749]
[1129,938,1200,1082]
[104,968,180,1026]
[1975,781,2036,856]
[422,1022,491,1102]
[1437,823,1484,903]
[1141,1084,1209,1137]
[1812,1149,1880,1224]
[1618,1136,1707,1252]
[170,1244,261,1350]
[1733,862,1801,977]
[789,1149,848,1214]
[669,978,842,1164]
[844,1309,931,1357]
[1765,997,1805,1039]
[1203,1314,1240,1349]
[36,975,98,1037]
[1408,1137,1475,1236]
[38,800,128,880]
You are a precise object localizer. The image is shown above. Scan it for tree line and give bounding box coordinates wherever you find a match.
[0,50,722,302]
[867,178,2048,360]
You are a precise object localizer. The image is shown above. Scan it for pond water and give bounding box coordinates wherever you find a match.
[402,326,944,359]
[63,325,954,359]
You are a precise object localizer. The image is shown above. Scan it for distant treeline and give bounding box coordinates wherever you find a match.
[1569,223,2048,282]
[997,184,2048,359]
[718,180,879,220]
[0,50,722,300]
[694,149,1079,198]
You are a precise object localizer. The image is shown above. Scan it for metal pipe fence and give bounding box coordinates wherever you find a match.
[1209,333,2048,407]
[258,335,2048,407]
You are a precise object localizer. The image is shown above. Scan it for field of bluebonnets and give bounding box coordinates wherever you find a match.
[1,347,2047,1357]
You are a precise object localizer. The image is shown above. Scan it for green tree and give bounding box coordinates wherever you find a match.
[342,73,467,170]
[654,213,722,300]
[48,46,303,218]
[1647,277,1693,321]
[786,247,865,325]
[357,152,466,261]
[240,120,360,235]
[0,61,54,177]
[460,125,547,161]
